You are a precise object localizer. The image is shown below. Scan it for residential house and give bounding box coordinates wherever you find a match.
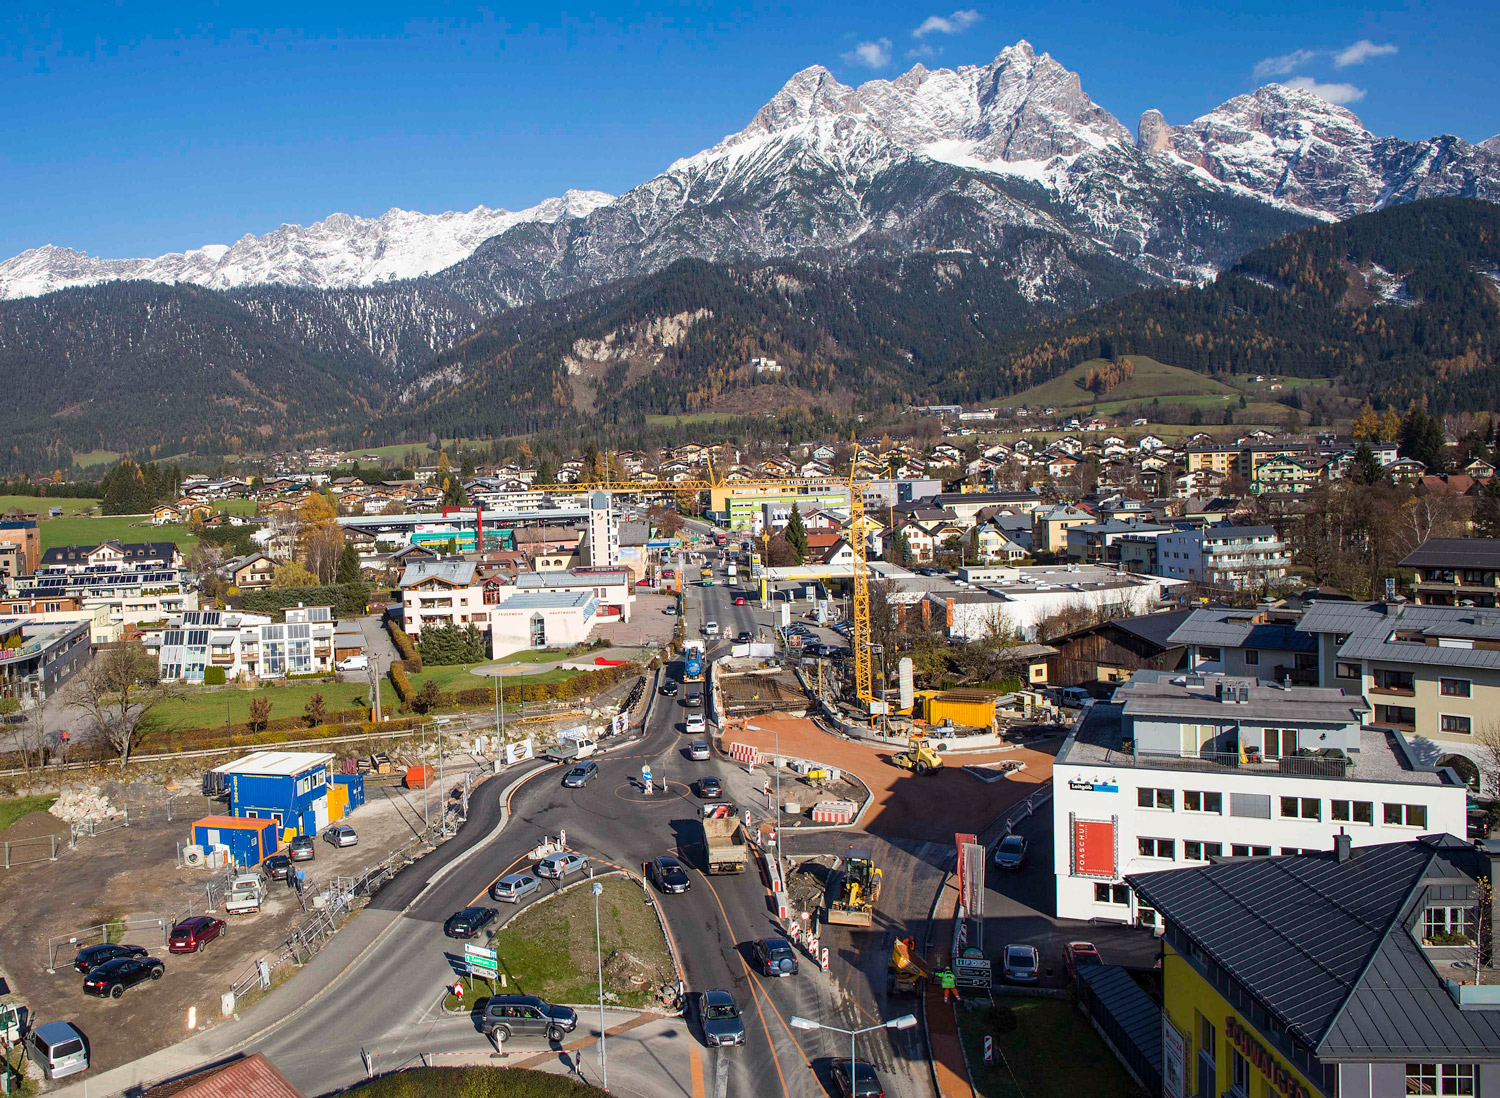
[398,561,488,636]
[1401,538,1500,607]
[1156,525,1290,590]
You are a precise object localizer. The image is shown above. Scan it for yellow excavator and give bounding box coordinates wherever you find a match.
[826,850,882,926]
[888,937,936,995]
[891,731,944,775]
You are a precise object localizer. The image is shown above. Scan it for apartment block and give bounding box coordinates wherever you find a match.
[1401,537,1500,607]
[1156,525,1290,590]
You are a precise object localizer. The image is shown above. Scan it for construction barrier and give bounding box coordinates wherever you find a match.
[810,799,858,824]
[776,893,790,921]
[820,947,830,971]
[729,742,763,766]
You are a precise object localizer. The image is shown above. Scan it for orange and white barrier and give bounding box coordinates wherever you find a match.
[729,742,762,766]
[811,800,858,824]
[820,947,830,971]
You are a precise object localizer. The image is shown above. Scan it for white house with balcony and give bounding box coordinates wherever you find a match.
[1155,525,1290,590]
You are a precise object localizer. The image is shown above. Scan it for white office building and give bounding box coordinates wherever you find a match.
[1051,671,1468,925]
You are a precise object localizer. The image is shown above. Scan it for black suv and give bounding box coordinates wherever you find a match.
[648,855,691,894]
[752,937,799,977]
[444,905,498,939]
[263,853,293,881]
[74,943,148,975]
[480,995,578,1043]
[83,955,165,998]
[660,680,680,697]
[288,835,316,861]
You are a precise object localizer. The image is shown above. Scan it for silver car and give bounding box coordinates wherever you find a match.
[700,988,745,1046]
[535,852,588,879]
[491,872,541,903]
[1003,943,1040,984]
[324,823,358,848]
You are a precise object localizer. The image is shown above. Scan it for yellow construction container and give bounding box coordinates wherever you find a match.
[327,782,349,823]
[919,689,999,730]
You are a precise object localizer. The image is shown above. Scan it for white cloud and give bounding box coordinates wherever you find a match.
[1334,39,1397,67]
[907,43,939,60]
[913,9,982,38]
[842,38,892,69]
[1253,48,1319,80]
[1285,76,1367,105]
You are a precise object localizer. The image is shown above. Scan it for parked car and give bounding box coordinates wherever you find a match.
[752,937,799,977]
[699,989,745,1046]
[993,834,1028,870]
[480,994,578,1043]
[288,835,316,862]
[491,872,542,903]
[73,943,148,975]
[444,905,498,939]
[82,955,164,998]
[1002,943,1041,984]
[688,740,711,761]
[262,853,293,881]
[684,690,703,708]
[168,916,226,954]
[831,1059,885,1098]
[335,655,369,672]
[324,823,358,848]
[1063,941,1104,983]
[562,761,600,788]
[685,713,707,734]
[648,855,691,894]
[697,776,723,800]
[660,680,680,697]
[27,1021,89,1080]
[535,852,589,879]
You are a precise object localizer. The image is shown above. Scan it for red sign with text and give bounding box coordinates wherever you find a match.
[1073,819,1116,878]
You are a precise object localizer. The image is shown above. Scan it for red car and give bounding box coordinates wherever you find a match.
[734,596,747,606]
[1063,941,1103,982]
[168,916,226,954]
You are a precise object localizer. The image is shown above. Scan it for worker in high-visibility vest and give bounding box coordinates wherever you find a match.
[940,966,958,1003]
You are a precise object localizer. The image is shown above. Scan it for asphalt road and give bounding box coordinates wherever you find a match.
[234,567,931,1098]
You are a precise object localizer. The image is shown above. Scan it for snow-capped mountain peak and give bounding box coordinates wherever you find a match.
[0,189,614,300]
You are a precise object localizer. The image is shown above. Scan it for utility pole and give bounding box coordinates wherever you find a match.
[370,658,382,724]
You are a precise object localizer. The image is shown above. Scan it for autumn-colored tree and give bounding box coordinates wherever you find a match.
[247,696,273,735]
[273,560,318,587]
[1351,401,1380,441]
[1378,407,1402,444]
[303,693,328,728]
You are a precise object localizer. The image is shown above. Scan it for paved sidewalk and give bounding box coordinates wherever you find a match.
[925,874,976,1098]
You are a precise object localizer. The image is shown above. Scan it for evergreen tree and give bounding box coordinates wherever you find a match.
[337,543,361,585]
[1399,405,1448,472]
[535,460,557,485]
[461,452,476,480]
[784,503,808,564]
[1348,442,1386,486]
[1475,479,1500,539]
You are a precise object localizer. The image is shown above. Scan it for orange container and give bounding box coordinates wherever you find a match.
[405,765,434,789]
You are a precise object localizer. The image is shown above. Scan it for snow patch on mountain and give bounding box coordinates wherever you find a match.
[0,190,614,300]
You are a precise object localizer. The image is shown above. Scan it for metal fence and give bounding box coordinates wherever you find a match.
[68,794,220,846]
[1,834,61,869]
[47,916,172,971]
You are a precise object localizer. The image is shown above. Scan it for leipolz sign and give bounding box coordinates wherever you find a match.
[1225,1017,1311,1098]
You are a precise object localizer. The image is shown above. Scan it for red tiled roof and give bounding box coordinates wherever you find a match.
[138,1054,305,1098]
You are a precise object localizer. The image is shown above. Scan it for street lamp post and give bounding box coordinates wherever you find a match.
[789,1012,917,1080]
[746,722,781,865]
[591,874,608,1089]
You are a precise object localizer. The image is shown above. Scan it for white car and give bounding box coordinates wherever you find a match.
[336,655,370,672]
[685,713,707,734]
[703,621,719,637]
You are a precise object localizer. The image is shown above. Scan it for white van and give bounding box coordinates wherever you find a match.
[29,1021,89,1080]
[336,655,370,672]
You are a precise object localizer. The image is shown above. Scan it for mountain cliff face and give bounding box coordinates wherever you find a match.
[0,191,613,300]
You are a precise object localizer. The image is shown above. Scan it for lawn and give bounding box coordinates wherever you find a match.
[38,514,197,552]
[410,661,585,692]
[996,356,1241,413]
[445,876,675,1010]
[151,680,373,732]
[645,412,742,427]
[0,794,58,831]
[0,495,99,517]
[957,998,1138,1098]
[346,1068,606,1097]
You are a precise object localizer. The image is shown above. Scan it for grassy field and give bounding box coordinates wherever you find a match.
[444,876,675,1010]
[38,513,198,552]
[151,681,373,732]
[958,998,1138,1098]
[645,412,743,427]
[70,450,121,470]
[346,1068,607,1097]
[996,356,1240,412]
[410,662,581,690]
[0,495,99,517]
[0,794,58,831]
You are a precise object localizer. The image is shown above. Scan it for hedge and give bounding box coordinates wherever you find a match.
[386,617,422,671]
[407,663,642,713]
[236,581,371,619]
[389,662,415,705]
[202,667,227,686]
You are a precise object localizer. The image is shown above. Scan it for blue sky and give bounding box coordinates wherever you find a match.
[3,0,1495,258]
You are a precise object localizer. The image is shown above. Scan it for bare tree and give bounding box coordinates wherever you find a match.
[69,643,180,770]
[1475,721,1500,804]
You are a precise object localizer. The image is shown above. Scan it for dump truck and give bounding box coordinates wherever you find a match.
[699,814,748,874]
[891,732,944,775]
[826,850,882,926]
[223,873,267,915]
[888,936,935,995]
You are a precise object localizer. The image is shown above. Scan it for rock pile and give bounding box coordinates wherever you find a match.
[48,787,120,823]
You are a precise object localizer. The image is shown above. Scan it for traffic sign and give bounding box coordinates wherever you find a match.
[464,943,498,963]
[468,957,498,976]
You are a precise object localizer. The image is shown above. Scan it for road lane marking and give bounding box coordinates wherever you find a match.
[690,1042,706,1098]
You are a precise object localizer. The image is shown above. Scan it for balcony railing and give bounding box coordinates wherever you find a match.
[1131,748,1353,779]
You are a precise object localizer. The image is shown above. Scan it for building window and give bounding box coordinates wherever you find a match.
[1440,678,1472,698]
[1232,1050,1251,1093]
[1138,787,1174,810]
[1183,790,1222,814]
[1198,646,1222,663]
[1138,837,1175,860]
[1094,883,1130,905]
[1231,844,1272,858]
[1376,704,1417,728]
[1264,728,1299,757]
[1385,804,1429,828]
[1375,669,1416,694]
[1280,796,1321,820]
[1441,715,1473,735]
[1230,793,1271,819]
[1243,649,1260,666]
[1405,1063,1476,1096]
[1422,908,1477,944]
[1331,799,1374,825]
[1182,840,1224,861]
[1336,662,1361,679]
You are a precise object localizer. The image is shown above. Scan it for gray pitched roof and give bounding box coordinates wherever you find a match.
[1298,600,1500,672]
[1400,538,1500,570]
[398,560,476,588]
[1129,837,1500,1058]
[1167,609,1316,654]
